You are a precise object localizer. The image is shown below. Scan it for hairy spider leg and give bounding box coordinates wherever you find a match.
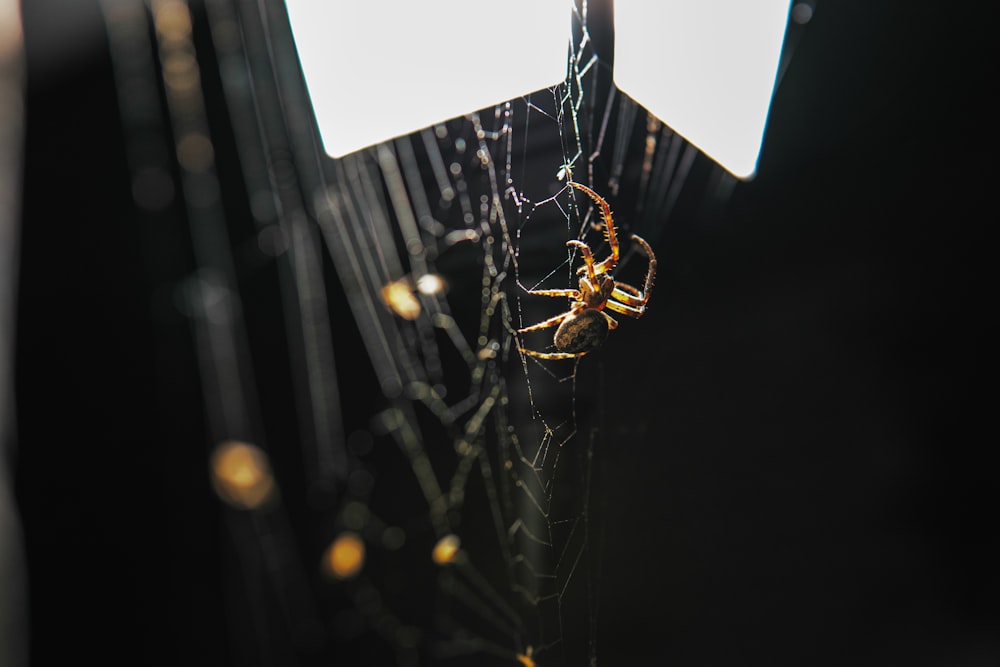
[612,283,643,300]
[517,307,576,333]
[608,234,657,309]
[519,348,591,360]
[522,288,580,300]
[567,239,598,282]
[516,287,579,331]
[568,181,619,273]
[631,234,657,298]
[605,298,645,318]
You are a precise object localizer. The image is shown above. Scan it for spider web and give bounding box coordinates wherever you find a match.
[100,0,746,665]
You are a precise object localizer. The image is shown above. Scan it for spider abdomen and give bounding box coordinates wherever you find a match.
[554,309,609,354]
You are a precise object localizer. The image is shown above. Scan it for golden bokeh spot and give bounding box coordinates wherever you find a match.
[431,534,461,565]
[177,133,214,172]
[210,440,275,510]
[515,647,535,667]
[151,0,192,42]
[324,532,365,580]
[161,51,200,96]
[381,280,421,320]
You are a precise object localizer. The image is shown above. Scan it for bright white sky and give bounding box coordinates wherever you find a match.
[284,0,569,158]
[284,0,790,180]
[614,0,791,179]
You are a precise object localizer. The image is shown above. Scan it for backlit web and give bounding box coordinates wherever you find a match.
[101,0,745,664]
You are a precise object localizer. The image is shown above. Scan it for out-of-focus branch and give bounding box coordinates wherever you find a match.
[0,0,28,665]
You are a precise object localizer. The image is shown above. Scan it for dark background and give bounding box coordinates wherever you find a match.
[12,1,996,666]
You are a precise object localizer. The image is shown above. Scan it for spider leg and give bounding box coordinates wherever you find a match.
[611,283,646,307]
[607,233,657,308]
[605,299,645,319]
[523,288,580,300]
[517,310,572,333]
[613,282,642,297]
[602,311,619,330]
[568,181,619,270]
[518,348,590,360]
[567,240,597,282]
[630,233,656,299]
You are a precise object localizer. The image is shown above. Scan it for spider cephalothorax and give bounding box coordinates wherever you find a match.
[518,181,656,360]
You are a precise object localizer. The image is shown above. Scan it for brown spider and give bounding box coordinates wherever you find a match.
[517,181,656,360]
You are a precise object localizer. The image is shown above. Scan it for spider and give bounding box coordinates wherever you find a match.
[517,181,656,360]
